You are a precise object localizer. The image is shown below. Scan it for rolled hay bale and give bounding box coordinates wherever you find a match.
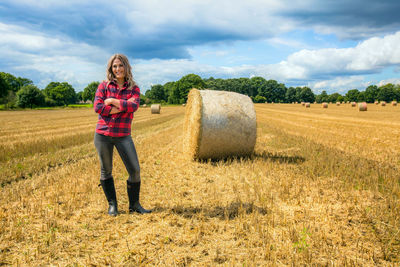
[358,102,367,111]
[381,101,386,106]
[151,104,161,114]
[182,103,186,107]
[184,89,256,160]
[392,101,397,106]
[142,104,147,108]
[305,102,310,108]
[351,102,356,107]
[336,102,340,106]
[375,101,379,105]
[301,102,305,106]
[322,102,328,108]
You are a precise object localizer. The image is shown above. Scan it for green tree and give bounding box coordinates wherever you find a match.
[163,81,175,103]
[82,81,100,102]
[298,87,315,103]
[0,72,32,92]
[254,95,267,103]
[173,74,205,104]
[43,82,61,98]
[357,91,366,102]
[76,91,83,102]
[0,74,11,99]
[250,77,267,98]
[258,79,287,103]
[16,84,45,109]
[345,89,360,102]
[364,85,379,103]
[285,87,297,103]
[45,82,76,106]
[315,90,329,103]
[147,84,166,102]
[328,93,342,103]
[377,83,398,102]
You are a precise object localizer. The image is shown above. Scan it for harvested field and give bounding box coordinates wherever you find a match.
[0,104,399,265]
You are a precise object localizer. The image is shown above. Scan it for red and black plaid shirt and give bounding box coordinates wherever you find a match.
[94,81,140,137]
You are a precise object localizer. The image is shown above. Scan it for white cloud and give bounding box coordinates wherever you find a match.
[123,0,293,38]
[0,22,107,90]
[267,31,400,79]
[309,76,367,93]
[377,78,400,87]
[133,31,400,92]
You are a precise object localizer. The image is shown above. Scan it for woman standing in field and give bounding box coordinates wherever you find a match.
[94,54,151,216]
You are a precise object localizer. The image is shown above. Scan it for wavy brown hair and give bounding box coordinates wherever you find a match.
[106,54,136,90]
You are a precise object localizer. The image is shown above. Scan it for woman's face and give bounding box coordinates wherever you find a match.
[112,58,125,81]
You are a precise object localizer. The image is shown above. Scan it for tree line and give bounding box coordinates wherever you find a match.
[0,72,101,109]
[144,74,400,104]
[1,71,399,109]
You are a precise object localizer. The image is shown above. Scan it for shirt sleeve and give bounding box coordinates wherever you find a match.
[118,86,140,113]
[94,82,112,116]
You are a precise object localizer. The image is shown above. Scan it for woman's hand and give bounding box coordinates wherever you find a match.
[109,107,121,114]
[104,98,116,106]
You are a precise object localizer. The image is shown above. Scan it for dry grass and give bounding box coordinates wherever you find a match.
[0,104,399,266]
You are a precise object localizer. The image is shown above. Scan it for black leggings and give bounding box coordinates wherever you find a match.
[94,132,140,183]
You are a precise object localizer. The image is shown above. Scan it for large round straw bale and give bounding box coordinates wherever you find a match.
[336,102,340,106]
[184,89,256,160]
[151,104,161,114]
[375,101,379,105]
[301,102,305,106]
[358,102,367,111]
[142,104,147,108]
[381,101,386,106]
[392,101,397,106]
[305,102,310,108]
[322,102,328,108]
[351,102,356,107]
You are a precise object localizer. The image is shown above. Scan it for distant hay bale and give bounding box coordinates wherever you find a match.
[358,102,367,111]
[182,103,186,107]
[381,101,386,106]
[305,102,310,108]
[142,104,147,108]
[392,101,397,106]
[351,102,356,107]
[336,102,340,106]
[184,89,256,160]
[151,104,161,114]
[301,102,305,106]
[346,101,350,104]
[375,101,379,105]
[322,102,328,108]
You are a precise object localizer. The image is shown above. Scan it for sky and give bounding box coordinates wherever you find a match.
[0,0,400,94]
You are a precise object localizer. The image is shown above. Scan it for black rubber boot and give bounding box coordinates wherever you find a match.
[100,178,118,216]
[127,181,151,214]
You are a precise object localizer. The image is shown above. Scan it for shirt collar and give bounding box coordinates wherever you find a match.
[110,80,128,90]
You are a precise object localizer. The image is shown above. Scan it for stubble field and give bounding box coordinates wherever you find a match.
[0,103,399,266]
